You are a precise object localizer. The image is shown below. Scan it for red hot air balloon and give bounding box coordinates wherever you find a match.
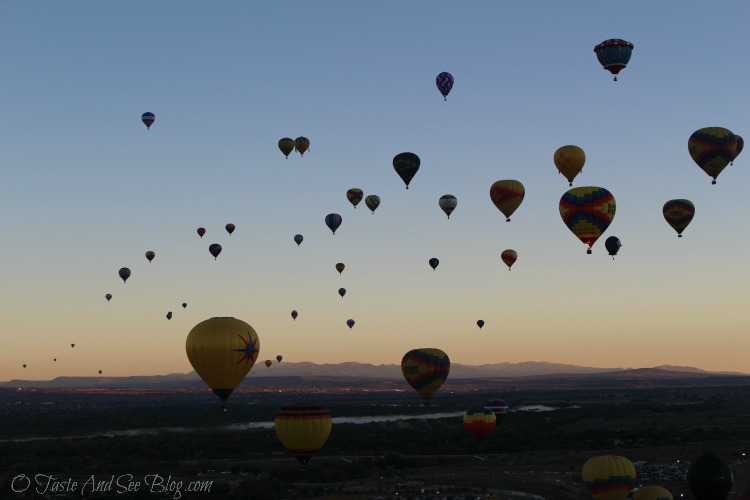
[197,227,206,238]
[463,408,497,441]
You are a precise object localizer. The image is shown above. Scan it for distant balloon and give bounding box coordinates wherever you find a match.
[435,72,454,100]
[119,267,131,283]
[346,319,355,329]
[54,358,56,362]
[23,364,26,368]
[605,236,622,259]
[594,39,634,81]
[633,486,673,500]
[582,455,636,500]
[71,344,75,348]
[141,112,155,129]
[393,152,420,189]
[335,263,345,275]
[209,243,222,259]
[225,223,235,235]
[278,137,295,158]
[463,408,496,442]
[365,195,380,214]
[688,127,738,184]
[265,359,273,369]
[197,227,206,239]
[105,293,112,302]
[98,370,102,375]
[500,249,517,270]
[476,320,484,330]
[291,310,298,321]
[483,399,509,422]
[439,194,457,219]
[489,180,525,221]
[346,188,364,208]
[687,453,733,500]
[554,145,586,186]
[325,213,342,235]
[401,348,450,401]
[145,251,155,263]
[276,355,283,363]
[338,288,346,298]
[663,199,694,237]
[294,136,310,156]
[182,303,187,308]
[275,403,332,465]
[731,135,744,164]
[559,186,616,254]
[429,257,439,271]
[166,311,172,320]
[294,234,303,246]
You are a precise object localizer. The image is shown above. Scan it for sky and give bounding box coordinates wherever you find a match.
[1,1,749,381]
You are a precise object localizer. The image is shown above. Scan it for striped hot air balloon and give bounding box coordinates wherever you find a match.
[559,186,616,254]
[663,199,694,237]
[275,403,332,465]
[463,408,496,441]
[401,348,450,401]
[582,455,636,500]
[688,127,738,184]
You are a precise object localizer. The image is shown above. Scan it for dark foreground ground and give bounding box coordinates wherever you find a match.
[2,382,750,499]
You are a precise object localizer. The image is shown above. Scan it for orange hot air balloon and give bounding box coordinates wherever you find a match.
[489,180,525,221]
[501,249,517,270]
[275,403,332,465]
[554,145,586,186]
[463,408,497,441]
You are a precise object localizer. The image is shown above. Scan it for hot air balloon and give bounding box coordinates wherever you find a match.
[182,303,187,308]
[489,180,525,222]
[393,152,420,189]
[276,355,282,363]
[98,370,102,375]
[145,251,155,263]
[429,258,439,271]
[559,186,616,254]
[346,188,363,208]
[477,320,485,330]
[185,317,260,408]
[105,293,112,302]
[209,243,222,259]
[633,486,673,500]
[23,364,26,368]
[463,408,496,442]
[294,136,310,156]
[594,39,634,81]
[197,227,206,239]
[119,267,131,283]
[274,403,332,465]
[554,145,586,186]
[731,135,744,164]
[166,312,172,320]
[294,234,303,246]
[483,399,509,422]
[278,137,295,158]
[291,310,298,321]
[325,213,342,235]
[582,455,636,500]
[687,453,733,500]
[338,288,346,298]
[346,319,355,329]
[501,250,517,270]
[335,263,345,275]
[226,224,235,235]
[688,127,738,184]
[141,112,155,129]
[605,236,622,259]
[71,344,75,348]
[265,360,273,369]
[436,72,454,100]
[401,348,450,401]
[53,358,56,362]
[439,194,457,219]
[365,195,380,213]
[663,199,694,237]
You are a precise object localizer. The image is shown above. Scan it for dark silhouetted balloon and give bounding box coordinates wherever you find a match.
[99,370,102,375]
[265,359,272,369]
[429,258,439,271]
[276,355,282,363]
[663,199,694,237]
[439,194,457,219]
[605,236,622,259]
[166,312,172,320]
[346,319,355,329]
[365,195,380,213]
[141,112,155,129]
[54,358,56,362]
[687,453,733,500]
[23,364,26,368]
[294,136,310,156]
[182,303,187,308]
[145,251,155,263]
[225,223,235,235]
[346,188,363,208]
[436,72,454,100]
[278,138,295,158]
[688,127,738,184]
[559,186,616,254]
[105,293,112,302]
[338,288,346,298]
[119,267,131,283]
[294,234,303,246]
[71,344,75,348]
[401,348,450,400]
[731,135,744,165]
[393,152,420,189]
[335,263,345,275]
[209,244,222,260]
[197,227,206,238]
[594,39,634,81]
[501,250,517,270]
[490,180,525,222]
[291,310,298,321]
[325,213,342,235]
[477,320,485,330]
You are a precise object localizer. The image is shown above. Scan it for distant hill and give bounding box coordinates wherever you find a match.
[2,361,747,389]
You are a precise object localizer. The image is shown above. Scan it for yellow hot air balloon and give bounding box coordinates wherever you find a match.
[633,485,673,500]
[185,317,260,408]
[489,180,525,221]
[554,145,586,186]
[275,403,332,465]
[582,455,636,500]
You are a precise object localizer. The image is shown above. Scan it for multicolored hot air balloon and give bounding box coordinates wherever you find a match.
[490,180,525,222]
[325,213,342,234]
[225,223,235,235]
[633,486,673,500]
[483,399,509,422]
[105,293,112,302]
[197,227,206,239]
[274,403,332,465]
[365,195,380,213]
[477,320,485,330]
[119,267,131,283]
[663,199,694,237]
[687,453,733,500]
[185,317,260,409]
[276,355,282,363]
[501,249,517,270]
[594,39,634,81]
[401,348,450,401]
[393,152,420,189]
[582,455,636,500]
[554,145,586,186]
[346,188,363,209]
[463,408,496,442]
[688,127,738,184]
[145,251,155,263]
[605,236,622,259]
[294,234,303,246]
[429,258,439,271]
[436,72,454,100]
[439,194,457,219]
[335,263,345,275]
[278,138,295,158]
[338,288,346,298]
[291,310,298,321]
[209,243,222,259]
[346,319,355,329]
[294,136,310,156]
[265,359,273,369]
[559,186,616,254]
[731,135,744,165]
[141,112,155,129]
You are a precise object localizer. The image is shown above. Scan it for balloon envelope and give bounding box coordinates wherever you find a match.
[265,359,272,369]
[145,251,155,263]
[582,455,636,500]
[633,485,673,500]
[489,180,525,221]
[501,250,517,270]
[294,234,303,246]
[687,453,733,500]
[335,263,345,275]
[594,39,634,80]
[141,112,155,129]
[225,223,235,235]
[554,145,586,186]
[663,199,694,237]
[401,348,450,400]
[166,312,172,320]
[559,186,616,253]
[393,152,420,189]
[276,355,282,363]
[294,136,310,156]
[278,137,295,158]
[439,194,457,218]
[346,188,363,208]
[476,320,484,330]
[185,317,260,403]
[429,258,439,270]
[688,127,738,184]
[105,293,112,302]
[338,288,346,298]
[182,303,187,308]
[325,213,342,234]
[197,227,206,238]
[365,195,380,213]
[436,72,454,100]
[209,243,222,259]
[346,319,355,329]
[119,267,131,283]
[291,310,298,321]
[274,403,332,465]
[463,408,496,441]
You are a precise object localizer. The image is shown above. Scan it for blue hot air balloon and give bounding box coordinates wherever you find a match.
[325,213,342,235]
[435,72,454,100]
[594,39,634,81]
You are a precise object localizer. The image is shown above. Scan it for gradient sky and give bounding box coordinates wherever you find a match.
[2,1,749,381]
